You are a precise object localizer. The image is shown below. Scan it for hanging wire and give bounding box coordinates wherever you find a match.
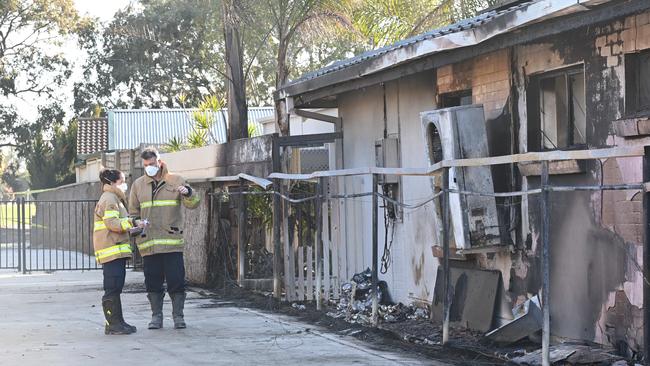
[211,181,646,211]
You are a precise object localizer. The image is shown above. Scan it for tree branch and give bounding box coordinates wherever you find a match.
[244,27,273,80]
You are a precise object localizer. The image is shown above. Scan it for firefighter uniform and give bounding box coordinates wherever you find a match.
[93,184,136,334]
[129,163,200,329]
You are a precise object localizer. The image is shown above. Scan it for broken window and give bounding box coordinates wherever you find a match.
[528,66,586,151]
[625,49,650,115]
[439,90,472,108]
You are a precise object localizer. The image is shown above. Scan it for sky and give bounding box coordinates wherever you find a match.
[2,1,134,166]
[14,0,131,122]
[74,0,132,21]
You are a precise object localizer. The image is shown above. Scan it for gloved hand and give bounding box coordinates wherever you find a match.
[177,185,190,196]
[128,227,144,237]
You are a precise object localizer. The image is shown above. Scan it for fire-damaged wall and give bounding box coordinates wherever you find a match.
[436,49,517,246]
[433,9,650,355]
[323,6,650,355]
[337,72,439,306]
[510,11,650,356]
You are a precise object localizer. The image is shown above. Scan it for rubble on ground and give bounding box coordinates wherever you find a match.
[326,268,430,326]
[321,269,638,366]
[508,343,627,365]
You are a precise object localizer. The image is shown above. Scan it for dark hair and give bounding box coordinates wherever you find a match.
[99,169,123,185]
[141,147,159,160]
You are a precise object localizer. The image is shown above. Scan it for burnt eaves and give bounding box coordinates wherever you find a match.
[277,0,621,102]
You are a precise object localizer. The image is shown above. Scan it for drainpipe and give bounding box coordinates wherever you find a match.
[372,173,379,326]
[643,146,650,366]
[442,167,451,344]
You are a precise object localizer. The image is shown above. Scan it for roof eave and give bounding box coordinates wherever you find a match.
[276,0,611,101]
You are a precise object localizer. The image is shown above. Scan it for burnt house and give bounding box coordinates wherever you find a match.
[276,0,650,355]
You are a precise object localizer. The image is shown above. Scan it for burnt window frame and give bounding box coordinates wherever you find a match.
[625,49,650,116]
[526,65,587,152]
[439,89,473,108]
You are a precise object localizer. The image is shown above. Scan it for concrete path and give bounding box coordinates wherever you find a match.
[0,270,442,366]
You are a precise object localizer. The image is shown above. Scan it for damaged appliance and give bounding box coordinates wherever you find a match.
[486,295,543,344]
[421,105,501,249]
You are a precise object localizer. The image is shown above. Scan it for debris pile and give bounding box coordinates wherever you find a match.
[326,268,429,325]
[508,344,627,366]
[380,303,430,323]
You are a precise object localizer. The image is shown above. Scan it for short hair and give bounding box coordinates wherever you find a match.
[141,147,159,161]
[99,169,123,185]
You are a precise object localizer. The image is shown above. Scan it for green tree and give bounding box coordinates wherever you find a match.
[75,0,361,114]
[0,0,85,153]
[75,0,225,115]
[348,0,500,48]
[0,151,29,196]
[166,94,227,152]
[76,0,499,136]
[24,105,77,189]
[239,0,361,135]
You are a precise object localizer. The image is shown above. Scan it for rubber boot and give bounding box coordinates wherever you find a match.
[170,292,186,329]
[102,297,135,335]
[147,292,164,329]
[115,296,137,333]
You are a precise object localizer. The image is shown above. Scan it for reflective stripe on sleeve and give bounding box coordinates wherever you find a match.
[120,218,133,231]
[94,221,107,231]
[95,244,132,260]
[102,210,120,219]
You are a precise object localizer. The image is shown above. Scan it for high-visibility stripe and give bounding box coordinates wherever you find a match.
[103,210,120,219]
[141,200,180,209]
[95,219,131,232]
[120,218,133,231]
[137,238,184,251]
[94,221,107,231]
[95,243,132,260]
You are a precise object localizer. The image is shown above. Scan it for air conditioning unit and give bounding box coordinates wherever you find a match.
[421,105,501,250]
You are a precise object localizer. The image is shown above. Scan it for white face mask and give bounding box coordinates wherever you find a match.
[117,183,128,192]
[145,165,160,177]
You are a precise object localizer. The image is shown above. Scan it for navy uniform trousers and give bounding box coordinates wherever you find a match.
[142,252,186,294]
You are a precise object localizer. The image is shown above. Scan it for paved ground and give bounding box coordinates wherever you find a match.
[0,270,444,366]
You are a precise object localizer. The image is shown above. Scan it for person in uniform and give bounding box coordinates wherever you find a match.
[94,169,138,335]
[129,147,200,329]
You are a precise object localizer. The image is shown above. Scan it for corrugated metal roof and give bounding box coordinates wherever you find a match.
[287,1,533,87]
[107,107,274,150]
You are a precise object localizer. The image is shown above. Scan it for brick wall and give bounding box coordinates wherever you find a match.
[595,11,650,65]
[437,49,511,120]
[602,158,643,245]
[595,10,650,246]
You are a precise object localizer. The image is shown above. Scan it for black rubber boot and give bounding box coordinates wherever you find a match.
[170,292,186,329]
[147,292,164,329]
[115,296,137,333]
[102,297,135,335]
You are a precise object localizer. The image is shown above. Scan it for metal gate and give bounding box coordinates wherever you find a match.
[0,198,106,272]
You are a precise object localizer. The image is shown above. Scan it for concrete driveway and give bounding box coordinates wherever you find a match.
[0,270,443,366]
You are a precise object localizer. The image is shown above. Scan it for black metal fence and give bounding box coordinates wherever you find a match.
[0,200,22,270]
[0,198,109,272]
